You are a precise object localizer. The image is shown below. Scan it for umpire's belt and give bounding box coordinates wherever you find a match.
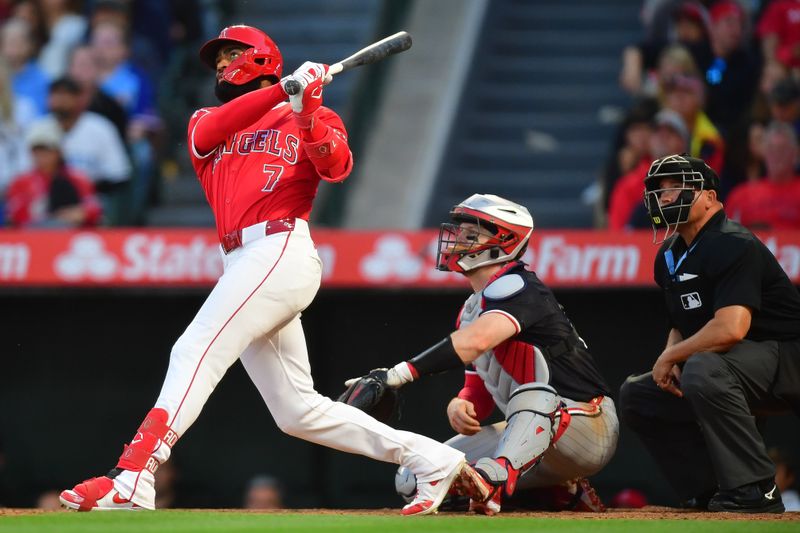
[221,218,296,254]
[542,334,581,359]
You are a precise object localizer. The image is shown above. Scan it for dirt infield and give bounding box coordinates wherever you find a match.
[1,506,798,520]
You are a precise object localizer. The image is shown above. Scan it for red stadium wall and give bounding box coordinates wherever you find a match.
[2,228,800,287]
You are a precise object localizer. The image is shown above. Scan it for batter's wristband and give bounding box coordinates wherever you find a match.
[407,337,463,377]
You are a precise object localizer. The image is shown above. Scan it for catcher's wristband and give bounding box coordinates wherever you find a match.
[407,336,463,377]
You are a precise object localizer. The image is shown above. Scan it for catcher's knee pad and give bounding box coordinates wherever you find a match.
[495,383,559,471]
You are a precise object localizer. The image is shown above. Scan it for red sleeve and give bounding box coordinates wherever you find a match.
[608,166,646,230]
[5,177,29,226]
[457,370,495,421]
[296,107,353,183]
[69,169,102,226]
[189,83,287,157]
[757,2,785,38]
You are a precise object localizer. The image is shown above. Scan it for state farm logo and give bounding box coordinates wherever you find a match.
[359,235,462,283]
[55,234,117,280]
[361,235,424,280]
[529,236,640,282]
[53,233,224,282]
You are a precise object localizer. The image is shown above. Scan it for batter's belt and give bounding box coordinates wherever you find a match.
[221,217,296,254]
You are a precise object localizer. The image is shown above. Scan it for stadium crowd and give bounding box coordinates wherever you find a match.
[0,0,226,228]
[607,0,800,231]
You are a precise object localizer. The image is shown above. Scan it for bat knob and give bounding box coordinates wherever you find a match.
[283,79,301,96]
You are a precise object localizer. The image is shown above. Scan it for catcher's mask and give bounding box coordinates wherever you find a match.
[643,154,719,243]
[437,193,533,273]
[200,24,283,86]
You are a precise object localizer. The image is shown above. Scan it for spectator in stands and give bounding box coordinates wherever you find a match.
[757,0,800,71]
[768,76,800,139]
[0,59,31,198]
[0,17,49,118]
[653,44,701,100]
[620,1,712,96]
[704,0,760,134]
[662,72,725,172]
[744,120,768,183]
[89,0,164,86]
[67,44,127,139]
[244,475,284,510]
[90,20,160,224]
[602,97,659,210]
[5,119,102,227]
[770,449,800,512]
[10,0,47,53]
[90,20,157,120]
[608,109,690,230]
[37,0,87,79]
[33,76,130,223]
[726,121,800,229]
[702,1,761,193]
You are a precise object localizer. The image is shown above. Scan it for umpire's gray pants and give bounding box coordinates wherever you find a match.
[619,339,796,500]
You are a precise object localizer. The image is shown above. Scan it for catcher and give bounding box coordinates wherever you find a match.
[341,194,619,515]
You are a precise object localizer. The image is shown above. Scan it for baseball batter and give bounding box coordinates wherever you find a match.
[344,194,619,515]
[59,25,489,515]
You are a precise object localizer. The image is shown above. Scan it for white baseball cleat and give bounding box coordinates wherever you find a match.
[59,476,142,511]
[401,461,492,516]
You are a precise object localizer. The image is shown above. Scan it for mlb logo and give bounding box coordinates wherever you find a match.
[681,292,702,310]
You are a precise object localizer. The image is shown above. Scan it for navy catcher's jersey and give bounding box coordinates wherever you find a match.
[654,210,800,341]
[460,262,611,404]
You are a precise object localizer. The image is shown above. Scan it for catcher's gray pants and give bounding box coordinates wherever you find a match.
[445,396,618,489]
[619,339,800,500]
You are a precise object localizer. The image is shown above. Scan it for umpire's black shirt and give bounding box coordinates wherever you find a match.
[654,209,800,341]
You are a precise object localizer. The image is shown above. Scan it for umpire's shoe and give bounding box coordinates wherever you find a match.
[708,479,785,514]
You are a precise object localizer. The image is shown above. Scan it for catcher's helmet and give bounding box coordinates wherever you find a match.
[643,153,719,242]
[199,25,283,85]
[437,193,534,273]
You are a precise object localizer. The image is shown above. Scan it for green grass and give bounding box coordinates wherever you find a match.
[0,512,796,533]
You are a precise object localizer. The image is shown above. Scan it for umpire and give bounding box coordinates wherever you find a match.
[619,154,800,514]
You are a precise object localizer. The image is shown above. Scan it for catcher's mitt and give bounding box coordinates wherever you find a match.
[337,369,401,423]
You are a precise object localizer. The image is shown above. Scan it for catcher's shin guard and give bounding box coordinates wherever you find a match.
[476,383,559,497]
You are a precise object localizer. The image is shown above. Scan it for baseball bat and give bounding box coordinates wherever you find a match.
[283,31,412,95]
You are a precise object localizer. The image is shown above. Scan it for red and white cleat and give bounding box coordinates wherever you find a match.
[59,476,142,512]
[401,461,492,516]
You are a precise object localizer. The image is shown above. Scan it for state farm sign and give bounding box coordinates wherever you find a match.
[53,233,223,282]
[0,228,799,288]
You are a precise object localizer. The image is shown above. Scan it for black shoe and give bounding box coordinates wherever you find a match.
[708,481,785,513]
[679,492,713,510]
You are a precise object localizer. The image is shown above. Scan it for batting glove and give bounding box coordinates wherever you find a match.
[280,61,332,116]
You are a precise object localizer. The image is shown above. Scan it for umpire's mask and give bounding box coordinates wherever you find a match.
[643,154,719,243]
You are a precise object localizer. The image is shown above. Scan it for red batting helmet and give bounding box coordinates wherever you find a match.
[199,25,283,85]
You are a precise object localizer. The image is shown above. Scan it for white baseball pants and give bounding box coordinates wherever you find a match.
[115,219,463,507]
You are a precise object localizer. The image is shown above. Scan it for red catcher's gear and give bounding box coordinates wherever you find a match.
[199,25,283,85]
